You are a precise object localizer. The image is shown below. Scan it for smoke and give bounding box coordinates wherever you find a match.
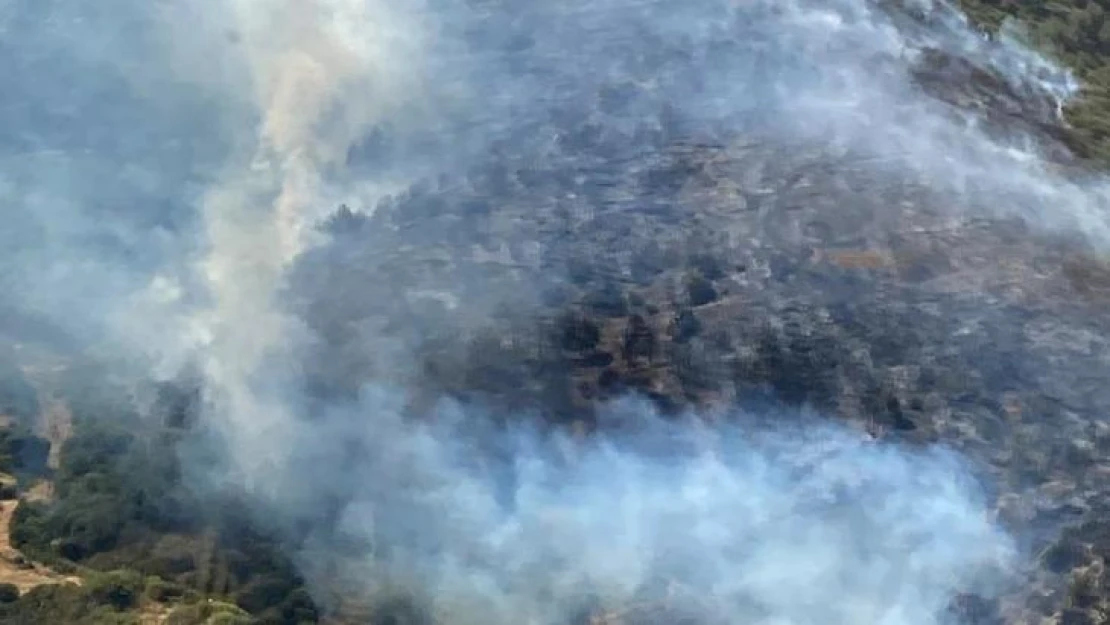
[277,393,1015,624]
[186,0,428,488]
[1,0,1102,622]
[0,0,1093,360]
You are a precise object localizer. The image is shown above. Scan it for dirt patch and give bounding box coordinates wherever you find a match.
[136,601,171,625]
[0,499,80,594]
[22,480,53,504]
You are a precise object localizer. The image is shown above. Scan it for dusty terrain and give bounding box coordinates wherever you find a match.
[0,497,79,594]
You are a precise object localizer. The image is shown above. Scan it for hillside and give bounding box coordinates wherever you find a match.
[291,24,1110,621]
[958,0,1110,162]
[5,0,1110,624]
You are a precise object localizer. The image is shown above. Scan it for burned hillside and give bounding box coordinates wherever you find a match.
[282,12,1110,624]
[6,1,1110,624]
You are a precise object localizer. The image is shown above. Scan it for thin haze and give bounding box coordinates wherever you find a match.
[0,0,1100,622]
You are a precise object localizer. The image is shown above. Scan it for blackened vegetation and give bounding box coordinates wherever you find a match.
[4,3,1110,624]
[947,593,1003,625]
[287,24,1110,623]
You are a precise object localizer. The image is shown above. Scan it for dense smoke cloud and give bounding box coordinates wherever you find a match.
[1,0,1097,622]
[0,0,1090,362]
[283,394,1015,624]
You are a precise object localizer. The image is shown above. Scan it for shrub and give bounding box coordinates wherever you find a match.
[584,280,628,318]
[685,272,719,307]
[233,575,296,615]
[672,308,702,343]
[955,0,1110,165]
[0,427,50,477]
[6,393,319,622]
[144,576,190,603]
[558,313,601,352]
[210,613,255,625]
[0,583,92,624]
[166,600,253,625]
[87,569,144,611]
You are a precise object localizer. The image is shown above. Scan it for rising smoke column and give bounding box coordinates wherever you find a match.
[187,0,433,489]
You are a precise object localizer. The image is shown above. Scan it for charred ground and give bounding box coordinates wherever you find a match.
[3,1,1110,624]
[290,6,1110,622]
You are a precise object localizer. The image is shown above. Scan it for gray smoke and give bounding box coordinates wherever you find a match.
[282,393,1014,624]
[0,0,1097,622]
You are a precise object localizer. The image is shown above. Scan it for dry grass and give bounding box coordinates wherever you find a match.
[136,601,172,625]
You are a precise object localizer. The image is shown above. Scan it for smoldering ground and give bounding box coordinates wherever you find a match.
[1,0,1106,623]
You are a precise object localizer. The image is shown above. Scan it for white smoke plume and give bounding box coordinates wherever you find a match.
[283,393,1015,624]
[137,0,450,491]
[0,0,1100,623]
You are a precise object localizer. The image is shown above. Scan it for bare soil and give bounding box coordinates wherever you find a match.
[0,498,80,594]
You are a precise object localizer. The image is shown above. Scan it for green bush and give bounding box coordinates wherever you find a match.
[8,411,320,622]
[145,576,190,603]
[0,583,20,604]
[233,576,296,615]
[209,613,256,625]
[87,569,144,611]
[10,501,54,561]
[0,582,122,625]
[165,600,254,625]
[165,603,207,625]
[955,0,1110,165]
